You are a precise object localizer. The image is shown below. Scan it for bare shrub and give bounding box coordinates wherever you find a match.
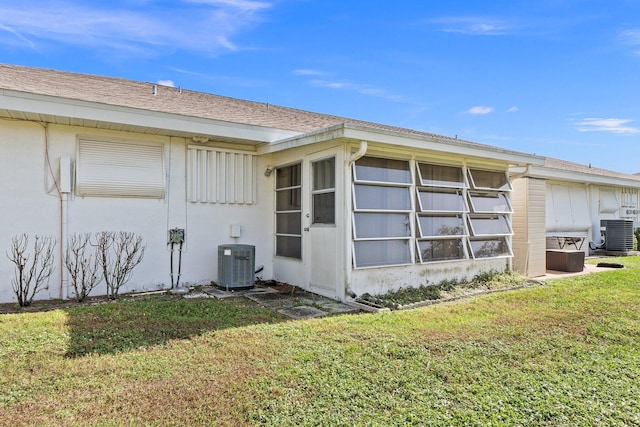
[65,233,102,302]
[97,231,145,300]
[6,234,57,307]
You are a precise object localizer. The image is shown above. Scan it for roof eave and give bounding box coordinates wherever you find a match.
[0,88,300,144]
[528,165,640,188]
[259,122,545,166]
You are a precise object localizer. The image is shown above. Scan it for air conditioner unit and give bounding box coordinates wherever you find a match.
[217,244,255,290]
[601,219,634,251]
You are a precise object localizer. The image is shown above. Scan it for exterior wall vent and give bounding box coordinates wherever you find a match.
[601,219,634,251]
[217,244,255,290]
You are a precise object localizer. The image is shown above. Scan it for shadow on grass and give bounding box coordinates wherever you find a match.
[63,295,285,358]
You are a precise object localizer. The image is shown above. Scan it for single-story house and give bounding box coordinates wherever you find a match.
[0,64,638,304]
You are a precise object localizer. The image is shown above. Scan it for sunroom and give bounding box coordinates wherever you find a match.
[261,123,544,301]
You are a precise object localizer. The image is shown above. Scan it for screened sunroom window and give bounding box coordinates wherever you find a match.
[469,237,511,258]
[275,163,302,259]
[468,168,512,191]
[467,167,512,258]
[417,163,465,188]
[351,158,514,267]
[468,215,511,236]
[468,192,512,214]
[352,156,411,268]
[354,156,411,183]
[415,162,469,263]
[417,189,465,212]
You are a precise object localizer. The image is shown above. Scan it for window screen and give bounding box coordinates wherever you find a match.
[275,163,302,259]
[312,158,335,224]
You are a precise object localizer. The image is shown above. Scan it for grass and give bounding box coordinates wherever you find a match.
[1,259,640,425]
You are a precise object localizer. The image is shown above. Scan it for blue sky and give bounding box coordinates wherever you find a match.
[2,1,640,173]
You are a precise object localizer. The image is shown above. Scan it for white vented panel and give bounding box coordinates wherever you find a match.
[187,146,256,204]
[76,139,165,198]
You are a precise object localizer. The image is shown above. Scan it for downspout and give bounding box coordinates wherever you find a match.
[59,157,71,300]
[347,140,368,165]
[344,141,368,299]
[42,123,70,300]
[509,164,532,180]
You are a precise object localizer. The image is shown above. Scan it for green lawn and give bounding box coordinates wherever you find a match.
[1,259,639,426]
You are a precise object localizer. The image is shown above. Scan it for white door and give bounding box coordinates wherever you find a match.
[304,149,340,299]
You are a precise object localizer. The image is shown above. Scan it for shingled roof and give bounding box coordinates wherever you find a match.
[0,63,458,141]
[543,157,640,183]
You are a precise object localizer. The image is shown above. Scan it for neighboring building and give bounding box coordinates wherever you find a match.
[0,64,636,305]
[511,158,640,276]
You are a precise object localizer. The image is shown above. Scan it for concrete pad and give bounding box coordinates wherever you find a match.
[203,287,246,298]
[320,302,361,314]
[245,292,296,308]
[278,306,327,319]
[540,262,620,280]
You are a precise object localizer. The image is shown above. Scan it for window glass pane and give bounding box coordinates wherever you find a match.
[418,216,464,237]
[276,212,301,234]
[354,213,410,238]
[276,188,301,211]
[468,215,510,236]
[354,157,410,183]
[276,163,301,188]
[418,239,465,262]
[354,240,410,267]
[469,237,510,258]
[313,158,335,190]
[468,169,511,191]
[469,192,511,213]
[354,184,410,210]
[313,192,335,224]
[418,189,465,212]
[276,236,302,259]
[418,163,464,187]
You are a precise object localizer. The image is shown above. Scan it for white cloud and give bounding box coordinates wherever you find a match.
[507,106,518,113]
[185,0,271,13]
[431,16,514,35]
[157,80,175,87]
[309,79,416,104]
[292,69,324,76]
[575,117,640,134]
[618,29,640,55]
[0,0,272,56]
[466,106,494,115]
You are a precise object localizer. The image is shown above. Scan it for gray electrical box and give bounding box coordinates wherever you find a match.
[217,244,255,290]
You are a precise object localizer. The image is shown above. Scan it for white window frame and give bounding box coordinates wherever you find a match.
[415,162,470,263]
[351,157,412,268]
[275,163,302,259]
[311,157,336,225]
[350,158,515,267]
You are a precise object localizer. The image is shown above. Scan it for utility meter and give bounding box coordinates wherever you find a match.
[168,228,185,244]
